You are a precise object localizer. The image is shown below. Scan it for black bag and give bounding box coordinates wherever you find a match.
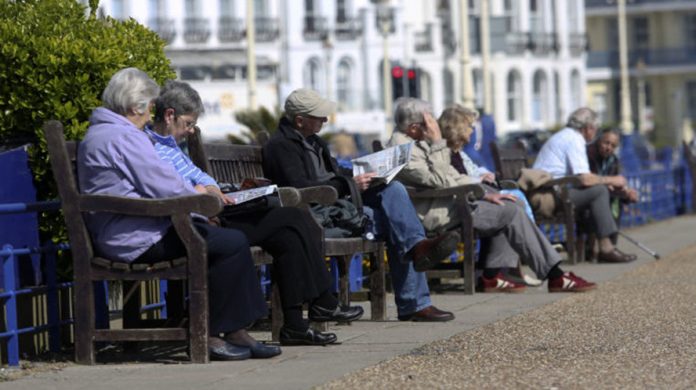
[310,199,368,238]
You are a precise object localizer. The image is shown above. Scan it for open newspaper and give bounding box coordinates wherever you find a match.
[351,142,413,186]
[224,184,278,205]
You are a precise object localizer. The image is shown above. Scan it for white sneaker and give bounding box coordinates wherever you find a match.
[523,273,543,287]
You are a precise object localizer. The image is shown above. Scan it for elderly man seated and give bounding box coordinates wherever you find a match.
[263,88,459,322]
[533,108,637,263]
[387,97,596,294]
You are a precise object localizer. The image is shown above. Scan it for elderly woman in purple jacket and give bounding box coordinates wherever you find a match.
[77,67,279,361]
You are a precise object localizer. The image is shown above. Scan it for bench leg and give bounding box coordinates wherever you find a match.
[369,245,386,321]
[74,278,96,365]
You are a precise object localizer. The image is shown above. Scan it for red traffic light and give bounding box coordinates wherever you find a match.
[407,69,416,79]
[391,66,404,78]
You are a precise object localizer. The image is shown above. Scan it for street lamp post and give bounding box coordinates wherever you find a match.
[617,0,633,134]
[246,0,257,110]
[373,0,393,137]
[480,0,492,115]
[636,58,647,134]
[459,0,475,109]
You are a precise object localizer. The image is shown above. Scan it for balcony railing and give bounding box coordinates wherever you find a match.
[505,32,528,54]
[335,17,363,40]
[218,16,245,42]
[414,24,434,52]
[304,16,329,40]
[587,47,696,68]
[148,17,176,44]
[184,17,211,44]
[568,33,587,56]
[528,32,556,54]
[586,0,696,7]
[255,17,279,42]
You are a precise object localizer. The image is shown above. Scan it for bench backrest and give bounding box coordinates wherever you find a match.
[43,121,96,266]
[490,141,528,181]
[188,127,264,185]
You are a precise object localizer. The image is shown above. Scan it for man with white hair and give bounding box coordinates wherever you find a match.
[533,107,637,263]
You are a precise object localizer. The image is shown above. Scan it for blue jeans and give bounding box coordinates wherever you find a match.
[362,181,431,316]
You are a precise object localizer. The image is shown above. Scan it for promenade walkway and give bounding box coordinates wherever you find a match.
[2,215,695,389]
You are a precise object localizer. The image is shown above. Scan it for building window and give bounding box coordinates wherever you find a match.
[337,0,348,22]
[532,70,547,123]
[254,0,268,16]
[305,0,317,17]
[553,71,561,123]
[220,0,234,16]
[185,0,200,16]
[529,0,542,33]
[444,69,455,105]
[148,0,165,17]
[570,69,581,109]
[507,70,522,122]
[503,0,518,32]
[687,81,696,121]
[336,59,354,110]
[567,0,578,33]
[473,69,483,109]
[592,92,608,124]
[303,58,323,91]
[685,14,696,48]
[632,16,649,50]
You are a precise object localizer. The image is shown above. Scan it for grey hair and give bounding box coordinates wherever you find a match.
[154,80,205,121]
[101,67,159,116]
[566,107,599,131]
[393,97,432,132]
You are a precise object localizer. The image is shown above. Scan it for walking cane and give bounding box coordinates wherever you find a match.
[617,231,660,260]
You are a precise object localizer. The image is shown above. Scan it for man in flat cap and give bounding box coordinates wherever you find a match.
[263,88,458,322]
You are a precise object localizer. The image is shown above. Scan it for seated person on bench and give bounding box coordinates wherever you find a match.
[145,80,364,346]
[263,88,458,322]
[533,108,637,263]
[387,97,596,294]
[78,68,274,361]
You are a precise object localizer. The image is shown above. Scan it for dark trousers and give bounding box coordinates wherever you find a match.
[135,222,268,335]
[569,185,618,239]
[221,207,331,308]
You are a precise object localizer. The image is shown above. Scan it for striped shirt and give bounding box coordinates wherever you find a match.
[144,127,219,188]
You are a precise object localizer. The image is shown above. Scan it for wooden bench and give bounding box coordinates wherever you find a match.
[370,140,483,294]
[490,141,584,263]
[187,130,387,321]
[44,120,225,364]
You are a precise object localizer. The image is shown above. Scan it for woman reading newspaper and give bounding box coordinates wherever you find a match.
[146,81,364,346]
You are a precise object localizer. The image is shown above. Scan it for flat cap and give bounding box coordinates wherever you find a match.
[284,88,336,119]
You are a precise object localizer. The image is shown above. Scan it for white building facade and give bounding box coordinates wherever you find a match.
[93,0,587,141]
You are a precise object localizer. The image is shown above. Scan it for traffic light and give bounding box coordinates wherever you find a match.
[406,68,420,98]
[391,65,405,99]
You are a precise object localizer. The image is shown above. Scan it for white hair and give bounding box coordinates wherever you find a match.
[101,67,160,116]
[393,97,432,132]
[567,107,599,131]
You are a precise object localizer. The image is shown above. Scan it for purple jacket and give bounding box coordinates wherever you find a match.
[77,107,197,262]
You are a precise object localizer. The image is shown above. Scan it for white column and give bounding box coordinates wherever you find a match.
[459,0,475,108]
[617,0,633,134]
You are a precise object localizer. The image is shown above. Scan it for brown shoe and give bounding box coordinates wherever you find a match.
[397,305,455,322]
[597,248,635,263]
[408,231,460,272]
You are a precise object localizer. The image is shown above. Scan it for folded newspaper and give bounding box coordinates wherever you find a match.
[351,142,413,186]
[224,184,278,205]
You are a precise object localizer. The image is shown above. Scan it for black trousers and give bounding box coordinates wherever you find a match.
[135,222,268,335]
[221,207,331,309]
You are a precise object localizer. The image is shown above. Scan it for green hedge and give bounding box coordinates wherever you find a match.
[0,0,175,267]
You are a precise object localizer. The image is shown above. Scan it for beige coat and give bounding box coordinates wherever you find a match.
[387,132,477,231]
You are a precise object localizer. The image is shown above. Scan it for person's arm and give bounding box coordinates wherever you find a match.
[114,133,198,199]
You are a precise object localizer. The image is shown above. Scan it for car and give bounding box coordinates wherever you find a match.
[500,129,553,156]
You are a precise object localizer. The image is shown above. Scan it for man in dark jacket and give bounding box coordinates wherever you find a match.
[263,88,458,322]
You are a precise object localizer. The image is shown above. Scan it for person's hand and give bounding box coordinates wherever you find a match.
[353,172,377,191]
[194,184,207,194]
[422,112,442,143]
[207,185,232,205]
[483,192,516,205]
[625,188,639,203]
[610,175,628,189]
[479,172,496,184]
[208,216,221,227]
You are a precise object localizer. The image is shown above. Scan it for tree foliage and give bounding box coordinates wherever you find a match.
[230,106,282,144]
[0,0,175,245]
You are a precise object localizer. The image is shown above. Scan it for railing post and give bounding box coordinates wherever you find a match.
[2,244,20,366]
[44,241,61,353]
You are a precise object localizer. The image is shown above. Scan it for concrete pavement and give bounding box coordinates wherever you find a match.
[1,215,694,390]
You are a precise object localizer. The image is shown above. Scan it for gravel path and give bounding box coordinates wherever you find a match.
[319,245,696,389]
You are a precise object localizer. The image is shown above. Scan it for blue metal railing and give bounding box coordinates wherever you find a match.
[588,47,696,68]
[0,200,71,367]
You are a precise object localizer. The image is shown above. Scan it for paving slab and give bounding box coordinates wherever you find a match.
[1,215,694,390]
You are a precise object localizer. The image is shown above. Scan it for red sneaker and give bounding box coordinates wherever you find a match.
[476,272,527,293]
[548,272,597,293]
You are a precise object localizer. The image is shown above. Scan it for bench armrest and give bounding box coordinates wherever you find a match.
[541,176,582,189]
[297,185,338,206]
[79,193,222,217]
[406,183,485,200]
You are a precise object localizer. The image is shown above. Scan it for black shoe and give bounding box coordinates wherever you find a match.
[409,231,461,272]
[279,327,338,346]
[228,341,281,359]
[308,304,364,322]
[209,341,251,361]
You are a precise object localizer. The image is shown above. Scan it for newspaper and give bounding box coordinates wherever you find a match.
[224,184,278,205]
[351,142,413,186]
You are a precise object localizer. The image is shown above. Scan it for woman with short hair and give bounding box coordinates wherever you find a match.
[77,67,278,361]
